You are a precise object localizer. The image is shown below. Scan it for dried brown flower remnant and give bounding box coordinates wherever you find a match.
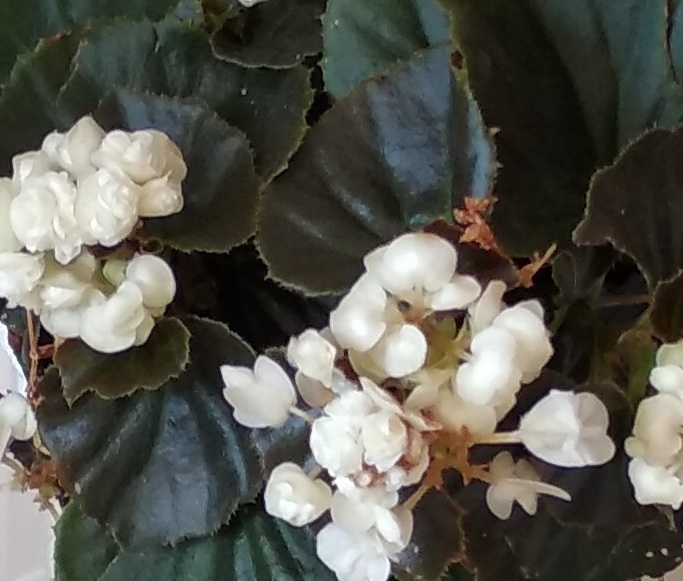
[454,197,502,254]
[518,244,557,288]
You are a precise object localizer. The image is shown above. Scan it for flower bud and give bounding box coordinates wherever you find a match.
[125,254,176,310]
[287,329,337,386]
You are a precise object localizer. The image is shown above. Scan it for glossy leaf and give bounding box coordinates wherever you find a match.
[445,0,683,255]
[322,0,450,98]
[95,90,261,253]
[54,317,191,405]
[574,127,683,287]
[57,18,312,179]
[212,0,326,68]
[258,46,495,294]
[38,317,264,549]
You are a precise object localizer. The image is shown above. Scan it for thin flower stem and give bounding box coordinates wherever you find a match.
[25,310,40,401]
[471,431,521,446]
[288,406,314,424]
[595,294,652,308]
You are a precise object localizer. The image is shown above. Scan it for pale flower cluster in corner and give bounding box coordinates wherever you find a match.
[627,340,683,508]
[0,116,185,353]
[221,232,616,581]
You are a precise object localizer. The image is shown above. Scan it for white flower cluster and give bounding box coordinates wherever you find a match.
[0,116,184,353]
[626,340,683,508]
[221,232,616,581]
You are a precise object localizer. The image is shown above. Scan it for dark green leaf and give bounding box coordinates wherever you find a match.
[552,246,616,303]
[0,0,202,87]
[574,127,683,287]
[54,317,191,405]
[652,269,683,342]
[54,503,119,581]
[322,0,450,98]
[57,18,313,179]
[55,503,336,581]
[258,46,495,294]
[212,0,326,69]
[445,0,683,255]
[38,317,264,549]
[95,90,261,253]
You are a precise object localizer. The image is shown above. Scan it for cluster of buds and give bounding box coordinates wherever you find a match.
[221,232,616,581]
[0,116,185,353]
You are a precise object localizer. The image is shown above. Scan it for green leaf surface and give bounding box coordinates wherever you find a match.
[95,90,261,253]
[212,0,326,68]
[38,317,264,549]
[651,269,683,342]
[0,0,202,87]
[445,0,683,255]
[55,503,336,581]
[56,18,312,179]
[551,246,616,304]
[322,0,450,98]
[54,317,190,405]
[258,46,495,294]
[574,127,683,287]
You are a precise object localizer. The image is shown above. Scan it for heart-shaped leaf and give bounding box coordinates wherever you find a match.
[38,317,265,549]
[56,18,312,180]
[574,127,683,287]
[94,90,261,253]
[445,0,683,255]
[55,503,336,581]
[258,46,495,294]
[322,0,450,98]
[54,317,191,405]
[212,0,326,69]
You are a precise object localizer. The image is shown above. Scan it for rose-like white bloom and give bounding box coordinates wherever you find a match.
[10,171,81,264]
[310,416,365,477]
[624,394,683,464]
[264,462,332,526]
[317,523,392,581]
[363,233,481,311]
[12,151,53,187]
[38,251,97,311]
[221,355,296,428]
[361,409,408,471]
[92,129,187,185]
[40,289,105,340]
[517,390,615,467]
[43,116,105,178]
[138,174,184,217]
[288,329,337,386]
[0,178,21,253]
[79,281,154,353]
[125,254,176,310]
[0,252,44,307]
[0,392,37,458]
[455,326,521,405]
[75,168,140,247]
[485,452,571,520]
[628,457,683,509]
[492,301,553,383]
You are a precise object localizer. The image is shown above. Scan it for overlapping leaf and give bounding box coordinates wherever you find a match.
[651,270,683,342]
[38,317,265,549]
[54,317,191,405]
[212,0,326,69]
[322,0,450,98]
[258,46,495,294]
[95,90,261,253]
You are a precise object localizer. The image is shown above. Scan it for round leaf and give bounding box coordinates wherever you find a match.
[38,317,264,549]
[94,90,261,253]
[54,317,191,405]
[322,0,450,98]
[258,46,495,294]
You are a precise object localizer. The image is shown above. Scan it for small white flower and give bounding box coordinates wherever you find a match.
[650,364,683,399]
[517,390,615,467]
[43,116,105,178]
[221,355,296,428]
[125,254,176,311]
[0,178,21,253]
[12,151,53,186]
[264,462,332,526]
[367,323,427,378]
[10,171,81,264]
[316,523,392,581]
[0,392,36,458]
[361,409,408,472]
[485,452,571,520]
[656,339,683,369]
[40,290,105,340]
[138,174,184,218]
[628,457,683,509]
[92,129,187,185]
[79,281,154,353]
[468,280,506,335]
[287,329,337,386]
[0,252,44,307]
[624,394,683,464]
[455,326,521,405]
[310,416,365,477]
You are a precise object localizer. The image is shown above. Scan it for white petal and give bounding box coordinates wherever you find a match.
[650,364,683,399]
[656,340,683,368]
[629,458,683,509]
[427,274,481,311]
[370,324,427,378]
[287,328,336,386]
[468,280,506,334]
[295,372,334,408]
[125,254,176,310]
